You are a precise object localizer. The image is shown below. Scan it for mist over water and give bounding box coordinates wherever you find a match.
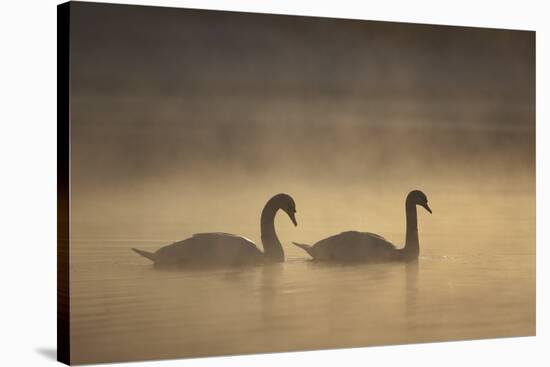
[68,3,534,364]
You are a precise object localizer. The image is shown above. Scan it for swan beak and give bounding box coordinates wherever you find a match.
[424,203,432,214]
[289,212,298,226]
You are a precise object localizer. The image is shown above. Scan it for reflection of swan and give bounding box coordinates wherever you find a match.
[405,260,419,317]
[132,193,297,266]
[293,190,431,262]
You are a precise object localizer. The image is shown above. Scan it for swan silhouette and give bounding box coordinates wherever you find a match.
[132,193,297,266]
[293,190,431,262]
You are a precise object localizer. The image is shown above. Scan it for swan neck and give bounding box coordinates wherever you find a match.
[260,201,285,262]
[404,201,419,258]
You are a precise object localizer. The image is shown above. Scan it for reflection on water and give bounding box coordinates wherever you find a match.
[70,239,534,364]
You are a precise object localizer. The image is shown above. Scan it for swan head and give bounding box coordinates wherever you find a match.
[271,193,298,226]
[407,190,432,214]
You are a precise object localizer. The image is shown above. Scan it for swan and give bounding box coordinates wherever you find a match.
[292,190,431,262]
[131,193,297,266]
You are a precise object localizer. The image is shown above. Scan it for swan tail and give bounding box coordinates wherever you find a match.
[131,248,157,262]
[292,242,314,257]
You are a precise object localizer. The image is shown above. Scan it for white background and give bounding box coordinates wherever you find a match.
[0,0,547,366]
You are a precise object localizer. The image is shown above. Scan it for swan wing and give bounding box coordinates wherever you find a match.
[360,232,389,242]
[312,231,396,261]
[192,232,257,248]
[314,231,394,247]
[154,232,262,265]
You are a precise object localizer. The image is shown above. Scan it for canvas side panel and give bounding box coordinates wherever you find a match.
[57,2,71,365]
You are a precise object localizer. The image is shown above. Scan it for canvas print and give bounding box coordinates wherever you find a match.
[57,1,535,365]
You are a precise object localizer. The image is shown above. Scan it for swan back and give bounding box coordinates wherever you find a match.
[309,231,397,262]
[153,232,263,266]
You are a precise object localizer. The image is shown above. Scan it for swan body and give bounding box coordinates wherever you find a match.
[293,231,399,262]
[293,190,431,263]
[132,193,297,266]
[133,233,264,266]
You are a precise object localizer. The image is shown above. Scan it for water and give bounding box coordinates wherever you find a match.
[69,191,535,364]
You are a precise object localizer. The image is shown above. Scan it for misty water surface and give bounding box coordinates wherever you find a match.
[69,184,535,364]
